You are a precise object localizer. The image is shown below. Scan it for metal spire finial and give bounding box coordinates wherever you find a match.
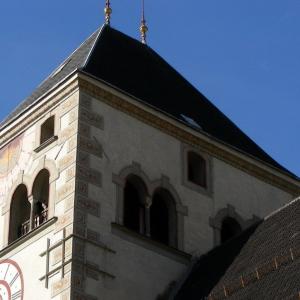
[104,0,112,25]
[140,0,148,44]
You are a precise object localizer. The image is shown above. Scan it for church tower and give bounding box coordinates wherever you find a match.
[0,3,299,300]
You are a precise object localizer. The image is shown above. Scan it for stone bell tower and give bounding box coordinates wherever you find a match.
[0,3,299,300]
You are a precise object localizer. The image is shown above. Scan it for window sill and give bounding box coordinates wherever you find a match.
[34,135,58,153]
[111,223,191,265]
[184,179,213,197]
[0,217,57,258]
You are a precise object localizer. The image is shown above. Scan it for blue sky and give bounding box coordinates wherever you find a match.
[0,1,299,176]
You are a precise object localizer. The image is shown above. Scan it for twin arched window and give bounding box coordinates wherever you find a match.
[8,169,50,244]
[123,175,177,247]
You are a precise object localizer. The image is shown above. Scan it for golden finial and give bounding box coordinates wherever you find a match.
[140,0,148,44]
[104,0,112,25]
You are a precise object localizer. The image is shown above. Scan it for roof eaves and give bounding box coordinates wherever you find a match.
[0,69,79,133]
[78,70,299,182]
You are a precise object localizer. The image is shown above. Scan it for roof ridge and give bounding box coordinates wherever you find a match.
[0,27,101,129]
[264,197,300,220]
[81,24,106,69]
[36,27,101,89]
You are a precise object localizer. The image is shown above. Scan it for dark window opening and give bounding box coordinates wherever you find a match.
[221,217,242,244]
[187,151,207,188]
[123,176,147,234]
[150,193,169,245]
[40,116,55,145]
[9,185,31,244]
[150,189,177,247]
[32,169,50,228]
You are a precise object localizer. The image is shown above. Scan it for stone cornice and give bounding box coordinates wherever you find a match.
[0,71,298,196]
[77,75,300,196]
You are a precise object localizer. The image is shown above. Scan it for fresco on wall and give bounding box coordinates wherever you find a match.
[0,133,34,207]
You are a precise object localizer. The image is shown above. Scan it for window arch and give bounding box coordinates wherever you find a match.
[32,169,50,228]
[123,175,148,234]
[9,185,30,243]
[221,217,242,244]
[40,116,55,145]
[187,151,207,188]
[150,189,177,247]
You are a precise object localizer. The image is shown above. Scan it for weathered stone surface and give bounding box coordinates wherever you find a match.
[72,274,84,291]
[75,210,86,227]
[76,196,100,217]
[52,240,72,265]
[55,210,73,232]
[61,94,79,115]
[78,122,91,138]
[59,122,77,144]
[68,136,77,152]
[72,292,97,300]
[76,180,89,197]
[66,166,76,182]
[78,151,90,167]
[86,229,100,243]
[68,108,79,124]
[51,275,71,297]
[57,179,75,202]
[73,239,85,260]
[80,93,92,110]
[58,151,76,171]
[86,262,99,281]
[80,108,104,130]
[64,196,74,212]
[77,166,102,187]
[78,136,102,158]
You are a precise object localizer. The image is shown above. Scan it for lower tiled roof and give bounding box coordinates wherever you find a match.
[175,198,300,300]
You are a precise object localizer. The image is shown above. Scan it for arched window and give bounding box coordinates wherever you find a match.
[123,175,147,234]
[150,189,177,247]
[9,185,30,243]
[187,151,207,188]
[221,217,242,244]
[40,116,55,145]
[32,169,50,228]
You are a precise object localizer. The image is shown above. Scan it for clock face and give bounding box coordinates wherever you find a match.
[0,260,24,300]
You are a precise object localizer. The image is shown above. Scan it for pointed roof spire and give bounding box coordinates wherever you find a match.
[140,0,148,44]
[104,0,112,25]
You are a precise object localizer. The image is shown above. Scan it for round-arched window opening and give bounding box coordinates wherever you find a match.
[9,184,30,243]
[221,217,242,244]
[123,175,147,234]
[32,169,50,228]
[150,189,177,247]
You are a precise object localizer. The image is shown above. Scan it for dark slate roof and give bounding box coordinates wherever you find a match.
[174,224,260,300]
[175,198,300,300]
[0,28,100,127]
[1,25,296,177]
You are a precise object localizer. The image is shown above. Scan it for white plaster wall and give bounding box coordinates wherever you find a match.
[89,95,294,257]
[0,225,58,300]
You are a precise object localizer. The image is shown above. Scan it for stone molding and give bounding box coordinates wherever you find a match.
[0,74,298,197]
[113,162,187,251]
[78,76,300,196]
[0,78,79,148]
[111,223,191,265]
[209,205,260,246]
[181,143,214,197]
